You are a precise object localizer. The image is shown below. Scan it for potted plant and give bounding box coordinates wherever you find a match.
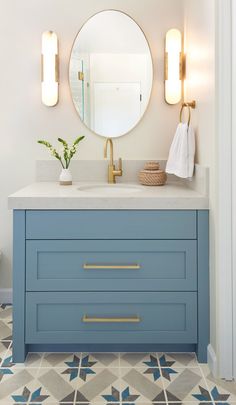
[38,136,85,185]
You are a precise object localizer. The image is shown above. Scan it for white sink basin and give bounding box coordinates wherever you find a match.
[77,184,143,196]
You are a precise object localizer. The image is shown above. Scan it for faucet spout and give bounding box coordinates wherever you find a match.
[104,138,122,183]
[104,138,114,166]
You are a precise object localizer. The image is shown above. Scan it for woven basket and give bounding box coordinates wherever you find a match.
[144,161,160,171]
[139,169,167,186]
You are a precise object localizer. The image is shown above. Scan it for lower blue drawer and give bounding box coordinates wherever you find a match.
[25,292,197,344]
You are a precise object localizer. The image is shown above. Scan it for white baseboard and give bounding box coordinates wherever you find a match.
[0,289,12,304]
[208,344,218,377]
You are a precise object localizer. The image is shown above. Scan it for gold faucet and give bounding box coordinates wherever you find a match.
[104,138,122,183]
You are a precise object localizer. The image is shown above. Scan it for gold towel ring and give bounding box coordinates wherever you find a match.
[179,101,196,126]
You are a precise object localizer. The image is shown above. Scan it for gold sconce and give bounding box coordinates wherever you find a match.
[41,31,59,106]
[164,28,185,105]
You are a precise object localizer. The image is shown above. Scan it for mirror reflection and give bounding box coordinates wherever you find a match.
[69,10,153,138]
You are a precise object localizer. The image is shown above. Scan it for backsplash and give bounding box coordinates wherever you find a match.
[36,160,209,196]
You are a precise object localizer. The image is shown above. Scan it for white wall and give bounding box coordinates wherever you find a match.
[0,0,183,290]
[184,0,216,355]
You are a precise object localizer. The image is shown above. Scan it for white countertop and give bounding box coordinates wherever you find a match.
[8,181,209,210]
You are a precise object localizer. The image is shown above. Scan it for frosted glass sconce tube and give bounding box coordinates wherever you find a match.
[41,31,59,106]
[164,29,184,105]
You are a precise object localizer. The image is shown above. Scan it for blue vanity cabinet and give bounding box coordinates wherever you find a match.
[13,209,209,363]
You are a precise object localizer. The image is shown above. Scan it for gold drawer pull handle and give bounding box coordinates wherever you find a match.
[83,264,140,270]
[82,315,141,323]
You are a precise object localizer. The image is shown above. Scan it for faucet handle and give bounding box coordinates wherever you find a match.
[118,158,122,173]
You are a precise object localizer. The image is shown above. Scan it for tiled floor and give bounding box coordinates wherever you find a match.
[0,305,235,405]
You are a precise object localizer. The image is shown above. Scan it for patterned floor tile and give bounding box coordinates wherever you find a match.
[81,352,120,368]
[76,403,167,405]
[0,305,12,323]
[200,363,236,403]
[0,342,11,366]
[157,352,198,368]
[75,367,120,403]
[0,399,74,405]
[162,367,210,403]
[37,367,119,403]
[0,400,73,405]
[0,320,12,341]
[24,400,74,405]
[1,348,43,370]
[173,403,214,405]
[75,403,167,405]
[37,368,79,403]
[75,403,120,405]
[0,305,12,342]
[120,367,166,402]
[63,359,100,383]
[41,352,82,368]
[0,367,38,402]
[120,352,158,368]
[32,399,73,404]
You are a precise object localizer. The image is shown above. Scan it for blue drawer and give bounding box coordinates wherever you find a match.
[25,292,197,344]
[26,240,197,291]
[26,210,197,240]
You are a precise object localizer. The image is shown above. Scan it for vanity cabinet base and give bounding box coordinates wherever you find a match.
[13,210,209,363]
[27,343,197,353]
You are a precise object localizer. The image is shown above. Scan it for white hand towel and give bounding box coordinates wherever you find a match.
[166,123,195,178]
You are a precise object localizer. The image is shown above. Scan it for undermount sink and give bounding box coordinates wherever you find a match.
[77,184,143,195]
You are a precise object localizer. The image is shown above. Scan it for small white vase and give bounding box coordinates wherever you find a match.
[59,168,72,185]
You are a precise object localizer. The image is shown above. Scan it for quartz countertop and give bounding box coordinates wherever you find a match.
[8,181,209,210]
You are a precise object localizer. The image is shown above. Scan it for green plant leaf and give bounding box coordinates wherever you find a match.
[38,140,52,148]
[58,138,68,148]
[73,136,85,146]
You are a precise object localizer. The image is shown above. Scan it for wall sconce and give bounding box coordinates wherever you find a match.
[164,29,185,105]
[41,31,59,106]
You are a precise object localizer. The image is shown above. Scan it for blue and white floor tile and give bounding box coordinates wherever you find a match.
[120,352,158,368]
[0,367,38,403]
[41,353,83,369]
[0,304,12,341]
[0,341,11,365]
[120,367,165,402]
[201,363,236,403]
[157,353,199,369]
[75,367,120,402]
[0,305,236,405]
[81,353,120,369]
[162,367,210,403]
[2,345,43,369]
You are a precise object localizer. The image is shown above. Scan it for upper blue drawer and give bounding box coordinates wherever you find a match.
[26,239,197,292]
[26,210,197,240]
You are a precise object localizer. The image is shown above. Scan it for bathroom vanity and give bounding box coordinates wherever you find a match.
[9,9,209,363]
[9,181,209,363]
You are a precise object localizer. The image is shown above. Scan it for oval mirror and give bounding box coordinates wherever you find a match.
[69,10,153,138]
